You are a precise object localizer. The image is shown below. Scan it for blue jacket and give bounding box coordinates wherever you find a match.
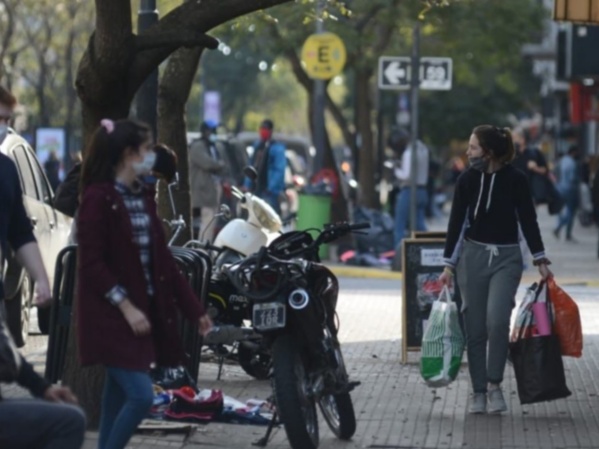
[245,140,286,195]
[0,153,36,299]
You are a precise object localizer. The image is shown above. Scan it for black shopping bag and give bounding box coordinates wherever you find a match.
[509,334,571,404]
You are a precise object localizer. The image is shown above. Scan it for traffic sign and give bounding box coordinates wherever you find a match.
[301,32,347,80]
[378,56,453,91]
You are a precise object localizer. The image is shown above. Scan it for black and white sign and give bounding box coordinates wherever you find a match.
[378,56,453,91]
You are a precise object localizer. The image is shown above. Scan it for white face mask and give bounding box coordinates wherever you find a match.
[0,124,8,144]
[132,151,157,176]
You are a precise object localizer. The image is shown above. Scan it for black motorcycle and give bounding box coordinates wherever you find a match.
[225,221,369,449]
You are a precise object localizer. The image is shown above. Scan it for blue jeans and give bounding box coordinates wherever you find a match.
[0,399,86,449]
[98,367,154,449]
[555,189,578,239]
[394,187,428,247]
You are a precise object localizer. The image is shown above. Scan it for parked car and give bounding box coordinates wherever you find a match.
[0,130,72,346]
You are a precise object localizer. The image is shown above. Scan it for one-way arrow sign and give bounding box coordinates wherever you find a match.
[383,61,408,85]
[378,56,452,91]
[379,57,411,89]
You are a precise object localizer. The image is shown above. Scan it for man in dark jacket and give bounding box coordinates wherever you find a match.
[0,84,85,449]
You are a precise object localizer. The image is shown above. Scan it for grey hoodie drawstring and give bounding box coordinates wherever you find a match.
[473,172,497,220]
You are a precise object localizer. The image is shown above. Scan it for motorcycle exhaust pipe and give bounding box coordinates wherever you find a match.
[288,289,310,310]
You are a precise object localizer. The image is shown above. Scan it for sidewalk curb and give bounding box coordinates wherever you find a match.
[326,264,599,287]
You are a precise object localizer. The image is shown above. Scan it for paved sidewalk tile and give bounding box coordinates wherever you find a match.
[7,280,599,449]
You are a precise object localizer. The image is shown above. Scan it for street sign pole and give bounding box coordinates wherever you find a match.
[137,0,159,137]
[313,0,326,174]
[409,22,420,234]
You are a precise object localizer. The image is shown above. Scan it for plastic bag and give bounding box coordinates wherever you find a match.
[510,283,538,342]
[420,286,465,387]
[509,332,571,404]
[149,366,197,390]
[547,278,583,357]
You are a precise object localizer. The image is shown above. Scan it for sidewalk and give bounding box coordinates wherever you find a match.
[329,204,599,285]
[6,206,599,449]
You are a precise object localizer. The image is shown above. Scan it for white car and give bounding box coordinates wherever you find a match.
[1,131,72,346]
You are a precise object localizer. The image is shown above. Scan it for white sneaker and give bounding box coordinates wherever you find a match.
[488,388,507,413]
[469,393,487,414]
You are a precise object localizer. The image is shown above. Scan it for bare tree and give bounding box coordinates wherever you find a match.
[62,0,294,428]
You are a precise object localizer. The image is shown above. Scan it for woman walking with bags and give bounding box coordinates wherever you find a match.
[439,125,552,414]
[76,118,212,449]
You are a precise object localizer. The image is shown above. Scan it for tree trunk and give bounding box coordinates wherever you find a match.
[156,47,203,242]
[62,279,106,429]
[355,68,378,209]
[63,3,79,163]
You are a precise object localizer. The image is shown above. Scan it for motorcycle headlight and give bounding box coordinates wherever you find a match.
[252,197,282,232]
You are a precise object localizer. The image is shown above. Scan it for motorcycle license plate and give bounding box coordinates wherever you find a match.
[253,303,286,331]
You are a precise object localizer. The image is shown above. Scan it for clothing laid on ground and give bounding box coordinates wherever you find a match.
[443,164,545,268]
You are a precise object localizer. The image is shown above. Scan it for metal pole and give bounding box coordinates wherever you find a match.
[312,0,326,174]
[376,89,385,195]
[409,22,421,234]
[137,0,159,137]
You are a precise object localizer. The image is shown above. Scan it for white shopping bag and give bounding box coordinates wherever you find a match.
[420,286,465,387]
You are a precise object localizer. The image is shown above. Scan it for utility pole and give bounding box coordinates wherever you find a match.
[137,0,159,137]
[312,0,326,174]
[409,22,421,233]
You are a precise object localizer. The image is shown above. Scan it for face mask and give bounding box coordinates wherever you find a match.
[468,156,489,172]
[259,128,272,141]
[0,124,7,143]
[132,151,157,176]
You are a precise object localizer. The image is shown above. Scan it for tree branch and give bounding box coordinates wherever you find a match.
[355,4,385,33]
[135,31,219,51]
[128,0,292,98]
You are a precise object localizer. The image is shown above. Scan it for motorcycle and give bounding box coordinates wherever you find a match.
[168,167,287,380]
[224,221,369,449]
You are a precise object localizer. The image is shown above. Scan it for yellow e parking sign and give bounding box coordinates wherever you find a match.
[301,32,346,80]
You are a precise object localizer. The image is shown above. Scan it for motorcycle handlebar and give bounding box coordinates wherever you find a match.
[348,222,371,231]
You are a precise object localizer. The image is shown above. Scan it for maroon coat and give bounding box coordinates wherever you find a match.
[76,182,204,370]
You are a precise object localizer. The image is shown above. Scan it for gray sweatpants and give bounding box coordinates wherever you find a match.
[456,240,523,393]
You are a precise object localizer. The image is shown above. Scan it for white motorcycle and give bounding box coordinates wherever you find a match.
[212,184,282,266]
[180,167,289,380]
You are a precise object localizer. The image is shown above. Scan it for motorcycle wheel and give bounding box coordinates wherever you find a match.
[318,331,356,439]
[237,343,271,380]
[272,334,319,449]
[319,393,356,439]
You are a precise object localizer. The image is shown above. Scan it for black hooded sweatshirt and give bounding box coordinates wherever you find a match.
[443,164,545,268]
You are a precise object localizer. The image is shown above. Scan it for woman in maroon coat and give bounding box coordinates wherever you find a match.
[77,118,212,449]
